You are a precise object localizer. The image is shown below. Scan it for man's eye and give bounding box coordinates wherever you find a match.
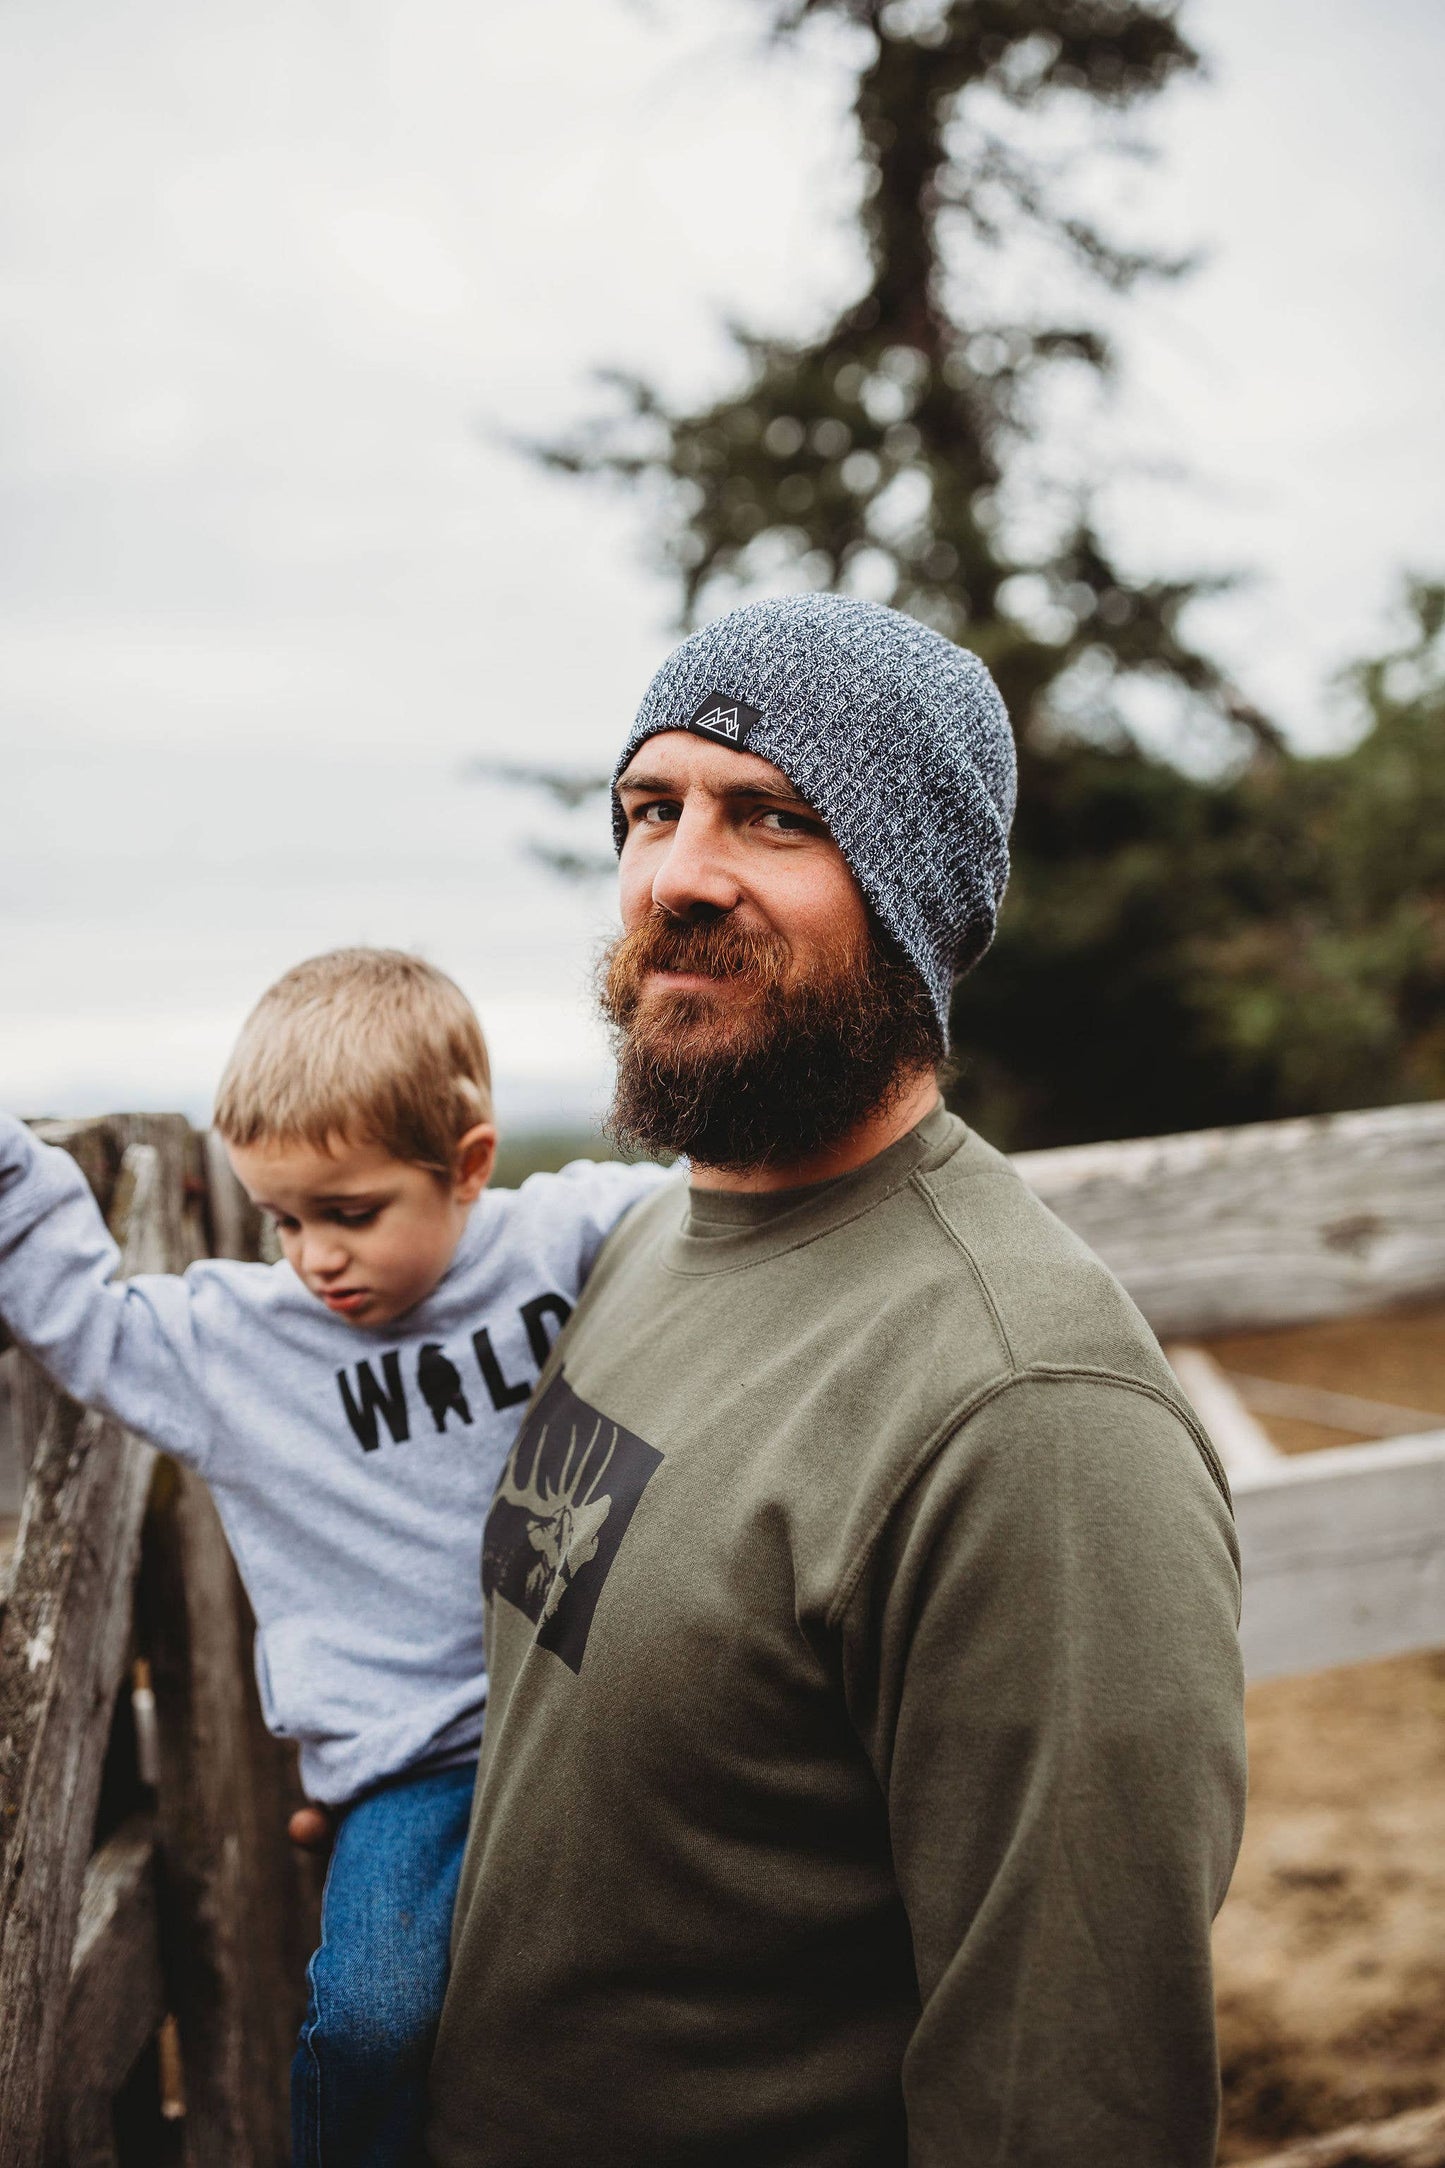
[759,808,816,834]
[638,801,680,825]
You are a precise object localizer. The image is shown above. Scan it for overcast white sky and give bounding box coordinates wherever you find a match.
[2,0,1441,1128]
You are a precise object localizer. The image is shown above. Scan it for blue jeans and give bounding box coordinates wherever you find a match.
[291,1761,476,2168]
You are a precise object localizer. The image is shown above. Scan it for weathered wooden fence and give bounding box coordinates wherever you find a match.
[0,1117,320,2168]
[1,1100,1442,2164]
[1016,1099,1445,1683]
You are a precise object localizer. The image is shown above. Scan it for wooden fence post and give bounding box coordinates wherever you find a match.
[0,1130,168,2166]
[47,1813,166,2165]
[0,1115,319,2163]
[135,1126,318,2166]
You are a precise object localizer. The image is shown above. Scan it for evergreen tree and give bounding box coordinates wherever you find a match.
[538,0,1271,756]
[953,581,1445,1144]
[507,2,1440,1147]
[1204,584,1445,1115]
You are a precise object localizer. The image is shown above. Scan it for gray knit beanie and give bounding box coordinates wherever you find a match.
[610,592,1016,1048]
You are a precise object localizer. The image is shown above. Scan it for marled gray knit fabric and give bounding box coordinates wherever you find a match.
[610,592,1016,1045]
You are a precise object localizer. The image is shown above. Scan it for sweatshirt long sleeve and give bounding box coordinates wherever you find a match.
[854,1377,1241,2162]
[428,1106,1245,2168]
[0,1112,221,1464]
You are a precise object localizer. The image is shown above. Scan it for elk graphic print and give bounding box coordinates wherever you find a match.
[483,1372,662,1674]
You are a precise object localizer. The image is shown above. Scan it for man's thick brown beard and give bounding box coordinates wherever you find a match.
[598,908,943,1173]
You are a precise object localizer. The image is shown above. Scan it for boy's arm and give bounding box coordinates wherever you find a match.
[528,1157,676,1285]
[0,1112,216,1469]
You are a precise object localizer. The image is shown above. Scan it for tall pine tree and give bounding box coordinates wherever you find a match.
[539,0,1269,753]
[511,1,1440,1147]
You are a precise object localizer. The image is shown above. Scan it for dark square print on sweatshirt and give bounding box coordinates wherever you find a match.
[482,1370,662,1675]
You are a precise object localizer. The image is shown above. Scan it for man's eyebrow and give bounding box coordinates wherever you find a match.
[616,767,817,809]
[615,768,677,795]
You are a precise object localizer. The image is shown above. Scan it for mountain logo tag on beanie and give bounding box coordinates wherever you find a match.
[687,691,761,748]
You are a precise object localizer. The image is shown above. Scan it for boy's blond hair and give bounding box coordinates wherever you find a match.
[213,949,492,1172]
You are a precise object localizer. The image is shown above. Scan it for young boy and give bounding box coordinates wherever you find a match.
[0,947,669,2168]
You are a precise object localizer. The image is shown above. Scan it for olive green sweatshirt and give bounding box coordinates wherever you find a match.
[427,1106,1246,2168]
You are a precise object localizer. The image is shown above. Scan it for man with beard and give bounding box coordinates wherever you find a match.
[427,593,1246,2168]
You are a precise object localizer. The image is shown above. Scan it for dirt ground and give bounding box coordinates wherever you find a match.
[1208,1305,1445,2161]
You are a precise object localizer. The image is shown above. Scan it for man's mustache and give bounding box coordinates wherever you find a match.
[605,911,792,994]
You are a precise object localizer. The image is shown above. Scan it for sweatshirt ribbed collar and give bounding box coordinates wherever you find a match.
[663,1101,965,1276]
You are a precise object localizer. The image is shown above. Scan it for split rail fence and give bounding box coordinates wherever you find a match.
[0,1116,320,2168]
[0,1099,1443,2164]
[1015,1098,1445,1685]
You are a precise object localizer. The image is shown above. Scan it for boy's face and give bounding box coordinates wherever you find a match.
[226,1126,495,1331]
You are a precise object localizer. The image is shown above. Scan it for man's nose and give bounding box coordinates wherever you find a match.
[648,804,741,920]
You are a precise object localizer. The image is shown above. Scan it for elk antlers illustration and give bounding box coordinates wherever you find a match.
[497,1415,618,1619]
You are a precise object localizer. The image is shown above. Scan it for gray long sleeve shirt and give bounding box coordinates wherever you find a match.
[0,1111,666,1803]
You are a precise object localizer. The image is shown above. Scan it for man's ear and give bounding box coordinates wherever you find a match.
[453,1123,498,1203]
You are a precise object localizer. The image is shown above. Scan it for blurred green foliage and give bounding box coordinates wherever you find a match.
[518,0,1443,1148]
[492,1128,663,1186]
[957,582,1445,1144]
[492,1128,609,1188]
